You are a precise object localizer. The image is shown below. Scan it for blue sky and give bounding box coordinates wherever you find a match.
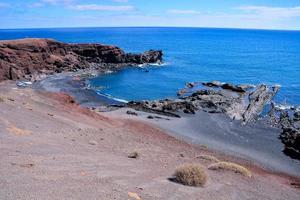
[0,0,300,29]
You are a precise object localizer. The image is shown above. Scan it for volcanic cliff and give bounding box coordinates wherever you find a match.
[0,38,162,81]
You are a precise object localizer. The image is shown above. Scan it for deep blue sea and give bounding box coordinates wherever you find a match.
[1,27,300,106]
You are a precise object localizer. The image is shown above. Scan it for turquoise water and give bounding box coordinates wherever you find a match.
[1,27,300,105]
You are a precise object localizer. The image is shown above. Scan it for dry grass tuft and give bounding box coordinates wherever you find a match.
[173,164,208,187]
[208,161,252,177]
[194,154,220,162]
[128,151,139,159]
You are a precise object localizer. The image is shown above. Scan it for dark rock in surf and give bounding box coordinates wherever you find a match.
[203,81,222,87]
[221,83,246,93]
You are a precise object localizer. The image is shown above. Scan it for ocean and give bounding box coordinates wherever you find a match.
[1,27,300,106]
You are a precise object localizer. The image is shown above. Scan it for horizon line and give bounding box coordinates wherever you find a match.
[0,26,300,32]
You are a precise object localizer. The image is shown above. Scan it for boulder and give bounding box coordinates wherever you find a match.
[280,127,300,160]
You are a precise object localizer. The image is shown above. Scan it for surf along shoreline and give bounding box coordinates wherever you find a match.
[1,38,299,181]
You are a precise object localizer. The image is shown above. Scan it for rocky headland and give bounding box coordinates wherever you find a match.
[0,38,162,82]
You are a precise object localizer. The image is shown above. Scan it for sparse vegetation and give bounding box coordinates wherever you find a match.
[208,161,252,177]
[173,164,208,187]
[194,154,220,162]
[128,151,139,159]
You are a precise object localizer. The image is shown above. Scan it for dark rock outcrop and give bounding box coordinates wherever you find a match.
[0,38,163,82]
[278,109,300,160]
[280,127,300,159]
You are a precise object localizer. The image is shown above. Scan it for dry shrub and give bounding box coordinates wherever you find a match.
[195,154,220,162]
[208,161,252,177]
[174,164,208,187]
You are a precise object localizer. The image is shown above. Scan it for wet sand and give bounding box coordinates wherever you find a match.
[107,108,300,177]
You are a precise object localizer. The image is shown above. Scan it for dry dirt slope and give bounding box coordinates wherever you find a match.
[0,81,299,200]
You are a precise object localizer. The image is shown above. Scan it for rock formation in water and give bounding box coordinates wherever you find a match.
[243,85,280,124]
[0,38,163,82]
[128,81,279,124]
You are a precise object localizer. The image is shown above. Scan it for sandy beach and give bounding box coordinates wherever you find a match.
[1,81,300,199]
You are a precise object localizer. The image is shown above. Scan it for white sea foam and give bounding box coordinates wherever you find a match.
[104,70,113,74]
[137,64,147,68]
[274,103,299,111]
[149,62,168,66]
[96,91,129,103]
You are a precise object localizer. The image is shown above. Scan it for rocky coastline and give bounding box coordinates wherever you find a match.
[0,38,299,162]
[0,38,163,82]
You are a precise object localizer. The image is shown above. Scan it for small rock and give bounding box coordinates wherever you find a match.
[88,140,98,146]
[186,82,195,88]
[126,110,138,116]
[177,89,187,96]
[128,151,139,159]
[147,115,154,119]
[20,163,35,168]
[294,111,300,121]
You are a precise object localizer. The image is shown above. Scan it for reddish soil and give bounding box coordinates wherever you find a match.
[0,81,299,199]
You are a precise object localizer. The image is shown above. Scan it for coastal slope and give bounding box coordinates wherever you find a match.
[0,82,299,200]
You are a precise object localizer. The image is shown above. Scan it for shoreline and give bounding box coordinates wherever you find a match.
[33,72,300,177]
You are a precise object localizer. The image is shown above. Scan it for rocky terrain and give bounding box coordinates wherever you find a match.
[0,38,162,82]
